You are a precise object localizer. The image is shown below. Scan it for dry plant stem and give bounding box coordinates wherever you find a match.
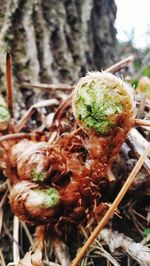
[34,225,45,251]
[16,99,59,132]
[105,55,134,73]
[72,143,150,266]
[53,238,70,266]
[0,248,6,266]
[0,189,8,209]
[99,229,150,265]
[21,222,34,249]
[107,168,116,182]
[16,106,34,133]
[20,55,133,93]
[21,82,74,91]
[134,118,150,127]
[31,225,45,265]
[127,128,150,174]
[0,209,3,235]
[0,132,32,142]
[13,216,20,264]
[6,51,13,115]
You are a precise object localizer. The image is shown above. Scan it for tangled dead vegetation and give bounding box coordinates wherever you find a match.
[0,55,150,266]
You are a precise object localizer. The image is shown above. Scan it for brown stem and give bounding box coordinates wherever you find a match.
[0,132,32,142]
[20,82,74,91]
[134,118,150,127]
[19,55,134,93]
[16,99,58,132]
[31,225,45,266]
[105,55,134,73]
[6,51,13,116]
[71,142,150,266]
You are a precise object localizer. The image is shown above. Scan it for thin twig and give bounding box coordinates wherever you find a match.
[0,132,32,142]
[134,119,150,127]
[0,189,8,209]
[20,56,133,93]
[16,99,59,132]
[6,51,13,116]
[21,222,34,249]
[72,142,150,266]
[107,168,116,182]
[0,248,6,266]
[105,55,134,73]
[127,128,150,174]
[0,209,3,235]
[20,82,74,91]
[13,216,20,264]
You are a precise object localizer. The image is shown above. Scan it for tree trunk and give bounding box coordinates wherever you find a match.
[0,0,117,88]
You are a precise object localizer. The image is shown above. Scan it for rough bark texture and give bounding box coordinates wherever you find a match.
[0,0,117,89]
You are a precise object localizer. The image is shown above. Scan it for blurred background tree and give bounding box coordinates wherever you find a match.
[0,0,117,88]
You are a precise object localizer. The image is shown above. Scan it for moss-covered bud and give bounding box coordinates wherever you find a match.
[10,140,48,182]
[10,181,60,223]
[73,72,134,135]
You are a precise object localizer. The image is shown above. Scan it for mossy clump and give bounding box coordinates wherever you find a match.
[31,168,46,182]
[73,72,134,135]
[34,187,60,209]
[0,105,10,122]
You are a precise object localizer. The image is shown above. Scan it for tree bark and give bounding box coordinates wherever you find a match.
[0,0,117,88]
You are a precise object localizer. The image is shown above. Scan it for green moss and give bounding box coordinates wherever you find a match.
[75,81,124,134]
[144,227,150,237]
[0,105,10,122]
[35,187,60,208]
[31,168,46,182]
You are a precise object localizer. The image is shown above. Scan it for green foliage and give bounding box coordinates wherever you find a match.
[35,187,60,208]
[31,168,46,182]
[0,105,10,122]
[131,79,138,89]
[75,81,124,135]
[144,227,150,236]
[143,66,150,77]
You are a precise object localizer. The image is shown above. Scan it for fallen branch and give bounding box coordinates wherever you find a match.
[20,55,134,92]
[72,142,150,266]
[16,99,59,132]
[99,228,150,266]
[0,132,33,142]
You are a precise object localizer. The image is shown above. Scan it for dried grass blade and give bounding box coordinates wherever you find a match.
[13,216,20,264]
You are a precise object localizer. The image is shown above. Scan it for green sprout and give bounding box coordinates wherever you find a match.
[0,105,10,123]
[31,168,46,182]
[74,79,124,135]
[34,187,60,208]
